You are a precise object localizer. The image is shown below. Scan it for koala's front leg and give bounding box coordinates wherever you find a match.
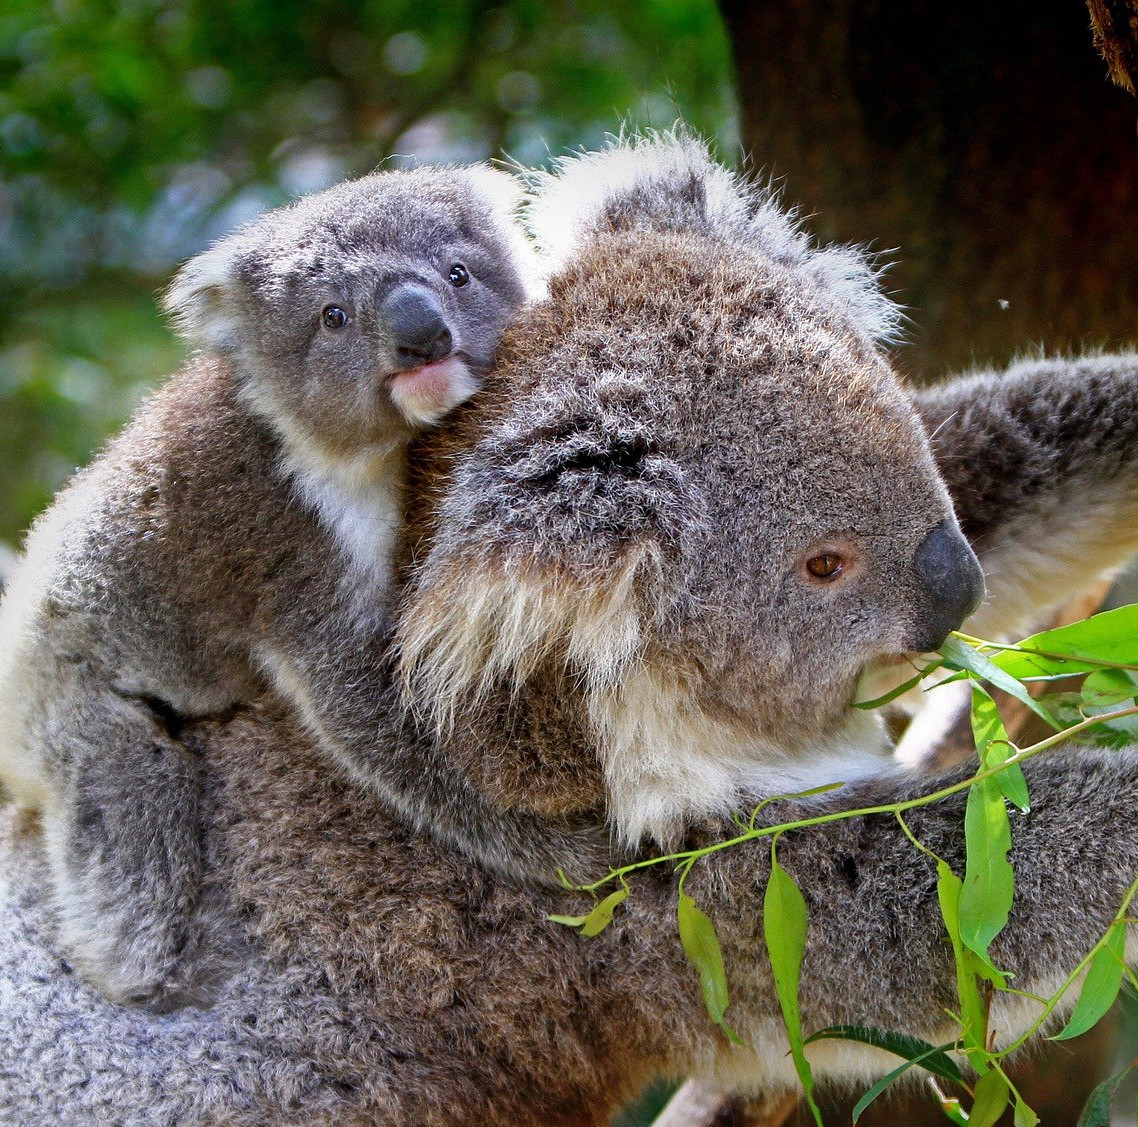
[40,687,209,1010]
[913,352,1138,640]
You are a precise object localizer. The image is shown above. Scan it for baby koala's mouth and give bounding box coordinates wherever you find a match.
[385,351,482,427]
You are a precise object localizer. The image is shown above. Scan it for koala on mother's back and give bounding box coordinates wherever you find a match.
[5,134,1138,1127]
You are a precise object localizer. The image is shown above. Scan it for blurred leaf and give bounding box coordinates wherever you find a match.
[1052,923,1126,1041]
[1076,1062,1135,1126]
[763,853,821,1125]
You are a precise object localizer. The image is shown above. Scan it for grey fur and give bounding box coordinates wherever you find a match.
[3,136,1138,1124]
[0,163,540,1007]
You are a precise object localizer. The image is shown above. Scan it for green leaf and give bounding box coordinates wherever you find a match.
[970,685,1029,813]
[937,861,988,1060]
[1081,667,1138,709]
[804,1025,962,1083]
[959,775,1015,963]
[1053,923,1126,1041]
[940,635,1057,727]
[548,887,629,934]
[677,890,742,1045]
[854,666,934,709]
[763,853,822,1126]
[851,1045,956,1122]
[968,1069,1011,1127]
[990,605,1138,682]
[579,887,628,937]
[1076,1062,1135,1127]
[1013,1095,1040,1127]
[937,1094,970,1126]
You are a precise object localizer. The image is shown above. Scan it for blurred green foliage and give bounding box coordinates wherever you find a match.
[0,0,736,547]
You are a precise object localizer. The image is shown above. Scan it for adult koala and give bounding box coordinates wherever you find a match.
[3,135,1138,1126]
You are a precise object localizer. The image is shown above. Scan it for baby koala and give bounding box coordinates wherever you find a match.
[0,164,537,1008]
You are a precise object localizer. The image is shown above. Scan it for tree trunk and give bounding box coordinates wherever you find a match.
[719,0,1138,379]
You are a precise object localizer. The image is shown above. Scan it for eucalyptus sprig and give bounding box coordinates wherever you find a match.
[550,603,1138,1127]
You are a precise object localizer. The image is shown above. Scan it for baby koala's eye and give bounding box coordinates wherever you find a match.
[805,553,844,580]
[321,305,349,330]
[447,263,470,288]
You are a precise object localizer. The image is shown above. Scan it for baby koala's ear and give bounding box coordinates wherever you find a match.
[162,235,247,352]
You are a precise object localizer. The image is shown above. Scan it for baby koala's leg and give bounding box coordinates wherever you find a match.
[39,687,209,1010]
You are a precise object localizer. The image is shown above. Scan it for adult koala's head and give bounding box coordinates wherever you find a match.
[398,135,983,847]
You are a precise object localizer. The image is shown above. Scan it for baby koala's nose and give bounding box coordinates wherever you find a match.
[382,284,454,368]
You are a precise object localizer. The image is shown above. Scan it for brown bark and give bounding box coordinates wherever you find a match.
[718,0,1138,379]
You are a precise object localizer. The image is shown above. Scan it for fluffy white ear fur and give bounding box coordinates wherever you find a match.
[525,129,901,345]
[162,237,245,351]
[463,163,546,303]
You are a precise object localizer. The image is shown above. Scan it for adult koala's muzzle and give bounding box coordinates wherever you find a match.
[907,519,985,652]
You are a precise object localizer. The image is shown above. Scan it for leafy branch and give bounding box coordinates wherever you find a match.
[550,603,1138,1127]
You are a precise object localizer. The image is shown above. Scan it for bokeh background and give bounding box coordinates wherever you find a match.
[3,2,1138,1124]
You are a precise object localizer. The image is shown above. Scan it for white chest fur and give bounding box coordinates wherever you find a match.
[280,438,408,590]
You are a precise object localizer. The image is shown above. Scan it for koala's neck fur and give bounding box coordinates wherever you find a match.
[234,369,410,589]
[276,425,408,589]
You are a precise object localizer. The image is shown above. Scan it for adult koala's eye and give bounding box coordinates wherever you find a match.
[806,553,844,580]
[321,305,349,330]
[447,263,470,288]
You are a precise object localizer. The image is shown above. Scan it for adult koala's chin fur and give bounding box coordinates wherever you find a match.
[5,135,1138,1126]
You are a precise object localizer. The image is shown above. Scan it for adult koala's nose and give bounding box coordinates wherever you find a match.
[907,519,985,652]
[381,284,454,367]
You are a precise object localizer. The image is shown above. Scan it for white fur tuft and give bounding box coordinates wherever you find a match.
[525,128,902,345]
[162,237,245,351]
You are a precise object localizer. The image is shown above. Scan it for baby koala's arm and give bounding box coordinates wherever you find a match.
[257,595,615,885]
[912,352,1138,640]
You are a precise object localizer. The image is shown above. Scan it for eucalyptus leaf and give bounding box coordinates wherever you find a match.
[677,890,742,1045]
[556,887,627,937]
[1053,922,1126,1041]
[1076,1062,1135,1127]
[970,685,1029,813]
[804,1025,962,1083]
[959,776,1014,962]
[763,854,822,1126]
[988,606,1138,681]
[1081,667,1138,709]
[968,1069,1010,1127]
[937,861,987,1056]
[940,635,1057,727]
[1013,1095,1040,1127]
[854,667,930,709]
[851,1045,954,1122]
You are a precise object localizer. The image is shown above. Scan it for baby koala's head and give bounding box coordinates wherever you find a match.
[165,165,538,453]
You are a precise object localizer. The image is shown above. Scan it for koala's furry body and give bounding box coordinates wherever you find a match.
[0,164,543,1007]
[4,135,1138,1125]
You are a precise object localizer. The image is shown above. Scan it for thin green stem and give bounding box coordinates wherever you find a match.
[572,704,1138,895]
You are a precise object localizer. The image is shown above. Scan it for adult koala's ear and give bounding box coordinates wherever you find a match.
[526,129,902,345]
[460,163,546,302]
[162,233,249,353]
